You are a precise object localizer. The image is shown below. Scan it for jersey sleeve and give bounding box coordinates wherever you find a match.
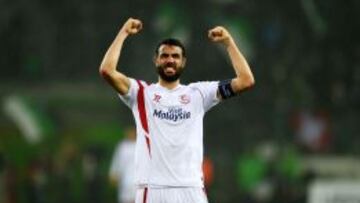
[190,81,221,112]
[118,78,139,108]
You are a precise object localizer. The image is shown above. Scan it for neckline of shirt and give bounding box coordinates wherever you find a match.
[155,83,183,92]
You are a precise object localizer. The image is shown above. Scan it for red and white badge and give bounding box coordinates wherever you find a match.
[179,94,190,104]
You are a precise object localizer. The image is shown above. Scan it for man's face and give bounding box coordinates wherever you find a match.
[154,45,186,82]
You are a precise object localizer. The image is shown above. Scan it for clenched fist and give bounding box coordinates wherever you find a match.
[208,26,232,45]
[122,18,142,35]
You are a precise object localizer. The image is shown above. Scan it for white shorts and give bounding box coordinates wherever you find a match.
[135,187,208,203]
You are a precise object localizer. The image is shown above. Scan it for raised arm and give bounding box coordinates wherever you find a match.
[208,26,255,96]
[99,18,142,95]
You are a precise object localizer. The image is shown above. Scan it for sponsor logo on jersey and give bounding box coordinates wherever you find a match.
[153,107,191,122]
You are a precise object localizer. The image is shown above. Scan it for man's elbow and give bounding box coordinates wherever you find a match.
[241,77,255,91]
[245,76,255,88]
[99,64,112,79]
[99,68,108,78]
[233,76,255,93]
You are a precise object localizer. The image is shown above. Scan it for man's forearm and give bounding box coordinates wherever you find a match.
[208,26,255,93]
[226,38,255,91]
[100,31,128,75]
[99,18,142,95]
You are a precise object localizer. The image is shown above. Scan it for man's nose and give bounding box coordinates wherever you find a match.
[166,56,175,63]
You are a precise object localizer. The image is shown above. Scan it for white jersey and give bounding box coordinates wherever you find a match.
[109,140,136,202]
[119,78,220,188]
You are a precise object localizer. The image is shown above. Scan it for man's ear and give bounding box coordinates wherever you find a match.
[182,57,187,67]
[153,55,157,65]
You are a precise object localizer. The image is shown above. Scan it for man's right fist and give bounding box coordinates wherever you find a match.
[122,18,142,35]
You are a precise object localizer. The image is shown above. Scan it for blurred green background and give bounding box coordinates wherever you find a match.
[1,0,360,203]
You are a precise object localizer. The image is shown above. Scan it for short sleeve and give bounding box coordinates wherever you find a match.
[190,81,220,112]
[118,78,139,108]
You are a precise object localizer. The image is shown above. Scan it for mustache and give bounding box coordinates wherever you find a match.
[156,64,184,82]
[164,62,176,68]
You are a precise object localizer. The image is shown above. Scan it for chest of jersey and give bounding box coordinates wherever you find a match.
[144,86,202,125]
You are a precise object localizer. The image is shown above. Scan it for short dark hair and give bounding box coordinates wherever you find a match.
[155,38,186,57]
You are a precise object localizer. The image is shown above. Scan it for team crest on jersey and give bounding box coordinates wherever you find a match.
[153,94,161,103]
[179,94,190,104]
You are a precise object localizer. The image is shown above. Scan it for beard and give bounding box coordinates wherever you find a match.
[156,63,184,82]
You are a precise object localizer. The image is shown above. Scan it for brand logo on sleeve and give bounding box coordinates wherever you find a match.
[153,94,161,103]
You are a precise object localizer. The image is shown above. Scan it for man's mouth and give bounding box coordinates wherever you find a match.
[163,63,176,74]
[156,63,183,82]
[164,66,176,74]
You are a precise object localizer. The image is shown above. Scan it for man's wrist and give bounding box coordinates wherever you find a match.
[118,30,129,39]
[224,37,234,47]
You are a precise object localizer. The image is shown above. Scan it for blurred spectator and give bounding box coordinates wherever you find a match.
[272,146,303,203]
[83,147,103,203]
[202,156,214,188]
[54,141,81,203]
[26,158,49,203]
[291,109,331,152]
[202,156,215,201]
[236,151,269,203]
[4,164,17,203]
[0,154,4,203]
[109,127,136,203]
